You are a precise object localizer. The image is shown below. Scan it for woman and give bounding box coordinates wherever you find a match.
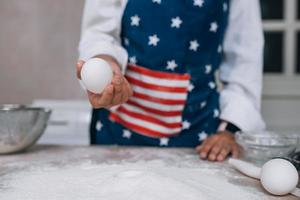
[77,0,265,161]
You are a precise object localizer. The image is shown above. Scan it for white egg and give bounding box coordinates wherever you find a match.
[261,158,299,195]
[81,58,113,94]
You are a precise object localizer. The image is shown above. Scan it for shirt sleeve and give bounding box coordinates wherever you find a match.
[78,0,128,73]
[219,0,266,131]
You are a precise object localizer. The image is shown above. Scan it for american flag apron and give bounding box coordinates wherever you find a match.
[91,0,230,147]
[110,64,190,138]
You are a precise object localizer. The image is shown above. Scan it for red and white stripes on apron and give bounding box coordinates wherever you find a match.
[110,64,190,138]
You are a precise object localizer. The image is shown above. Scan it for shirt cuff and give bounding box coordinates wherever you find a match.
[218,121,241,134]
[79,41,128,74]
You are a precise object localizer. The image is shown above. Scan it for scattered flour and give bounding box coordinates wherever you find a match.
[0,160,262,200]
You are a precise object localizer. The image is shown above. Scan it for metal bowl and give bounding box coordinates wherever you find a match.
[0,104,51,154]
[236,131,300,164]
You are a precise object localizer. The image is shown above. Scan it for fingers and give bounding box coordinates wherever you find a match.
[109,74,133,106]
[197,141,231,162]
[122,78,133,102]
[125,78,134,97]
[216,145,231,161]
[120,85,129,103]
[215,143,240,161]
[196,131,240,162]
[76,60,85,79]
[208,142,223,161]
[111,75,123,105]
[113,75,123,92]
[197,137,218,160]
[87,78,133,109]
[88,85,114,109]
[99,85,114,108]
[112,64,122,76]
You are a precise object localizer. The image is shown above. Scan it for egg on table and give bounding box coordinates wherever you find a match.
[260,158,299,196]
[228,157,300,196]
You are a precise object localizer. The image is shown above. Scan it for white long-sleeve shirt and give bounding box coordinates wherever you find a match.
[78,0,266,131]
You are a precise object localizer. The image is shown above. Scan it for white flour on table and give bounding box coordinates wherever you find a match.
[0,160,262,200]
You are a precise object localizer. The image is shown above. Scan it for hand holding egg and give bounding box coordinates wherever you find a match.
[76,56,133,109]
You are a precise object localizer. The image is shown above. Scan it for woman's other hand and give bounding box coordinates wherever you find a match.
[195,131,240,162]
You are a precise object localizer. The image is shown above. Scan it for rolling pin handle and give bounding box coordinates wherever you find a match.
[228,158,261,179]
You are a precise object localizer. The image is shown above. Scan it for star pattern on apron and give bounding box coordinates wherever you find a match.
[193,0,205,7]
[198,131,208,141]
[122,129,132,139]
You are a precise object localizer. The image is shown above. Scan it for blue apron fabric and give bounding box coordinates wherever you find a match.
[90,0,230,147]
